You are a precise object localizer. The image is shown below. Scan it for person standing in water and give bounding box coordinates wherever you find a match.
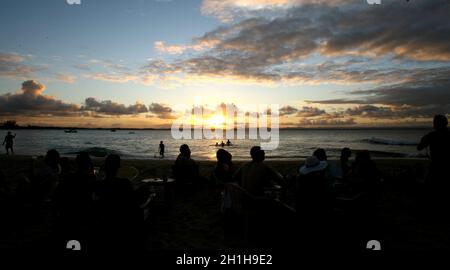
[226,139,231,146]
[2,132,16,155]
[159,141,165,158]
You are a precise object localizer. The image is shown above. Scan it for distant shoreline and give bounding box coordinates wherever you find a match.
[0,126,431,131]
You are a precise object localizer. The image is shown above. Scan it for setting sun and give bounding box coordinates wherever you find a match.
[206,114,226,129]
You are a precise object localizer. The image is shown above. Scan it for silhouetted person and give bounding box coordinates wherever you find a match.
[212,149,233,185]
[234,146,284,196]
[417,115,450,213]
[313,148,333,183]
[93,154,141,254]
[417,115,450,185]
[2,131,16,155]
[226,139,231,146]
[53,152,96,251]
[297,156,330,213]
[340,147,352,180]
[351,151,381,204]
[159,141,165,158]
[296,156,333,251]
[215,142,219,147]
[313,148,327,161]
[34,149,60,202]
[221,141,225,147]
[173,144,200,186]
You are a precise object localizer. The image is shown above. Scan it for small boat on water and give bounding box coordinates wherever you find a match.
[64,129,77,133]
[110,129,117,132]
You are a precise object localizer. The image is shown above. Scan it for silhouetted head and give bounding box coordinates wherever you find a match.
[179,144,191,157]
[7,131,11,135]
[250,146,265,162]
[105,154,121,176]
[313,148,327,161]
[160,141,163,144]
[44,149,60,168]
[341,147,351,160]
[75,152,93,173]
[216,149,232,165]
[433,114,448,131]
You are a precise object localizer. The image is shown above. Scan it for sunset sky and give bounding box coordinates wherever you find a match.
[1,0,449,128]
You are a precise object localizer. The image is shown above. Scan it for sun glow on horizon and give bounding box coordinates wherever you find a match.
[206,114,227,129]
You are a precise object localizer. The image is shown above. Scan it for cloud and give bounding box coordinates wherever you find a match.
[84,72,139,83]
[82,97,148,115]
[296,106,326,117]
[298,117,356,126]
[154,41,188,55]
[307,67,450,119]
[200,0,348,22]
[154,39,220,55]
[73,64,91,71]
[55,73,76,83]
[0,53,27,63]
[148,102,176,119]
[21,80,46,95]
[144,0,450,86]
[0,80,80,116]
[279,105,298,116]
[309,68,450,107]
[0,52,43,79]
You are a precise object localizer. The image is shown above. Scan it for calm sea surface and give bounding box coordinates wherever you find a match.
[3,129,429,160]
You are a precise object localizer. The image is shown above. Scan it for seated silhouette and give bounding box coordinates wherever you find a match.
[173,144,200,186]
[34,149,61,202]
[233,146,284,196]
[297,155,331,214]
[296,155,334,251]
[312,148,334,185]
[54,152,96,249]
[93,154,142,254]
[212,148,233,185]
[350,150,382,205]
[340,147,352,180]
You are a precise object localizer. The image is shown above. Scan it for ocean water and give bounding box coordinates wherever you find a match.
[3,129,429,160]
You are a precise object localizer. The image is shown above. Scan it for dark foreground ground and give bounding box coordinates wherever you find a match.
[1,155,449,260]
